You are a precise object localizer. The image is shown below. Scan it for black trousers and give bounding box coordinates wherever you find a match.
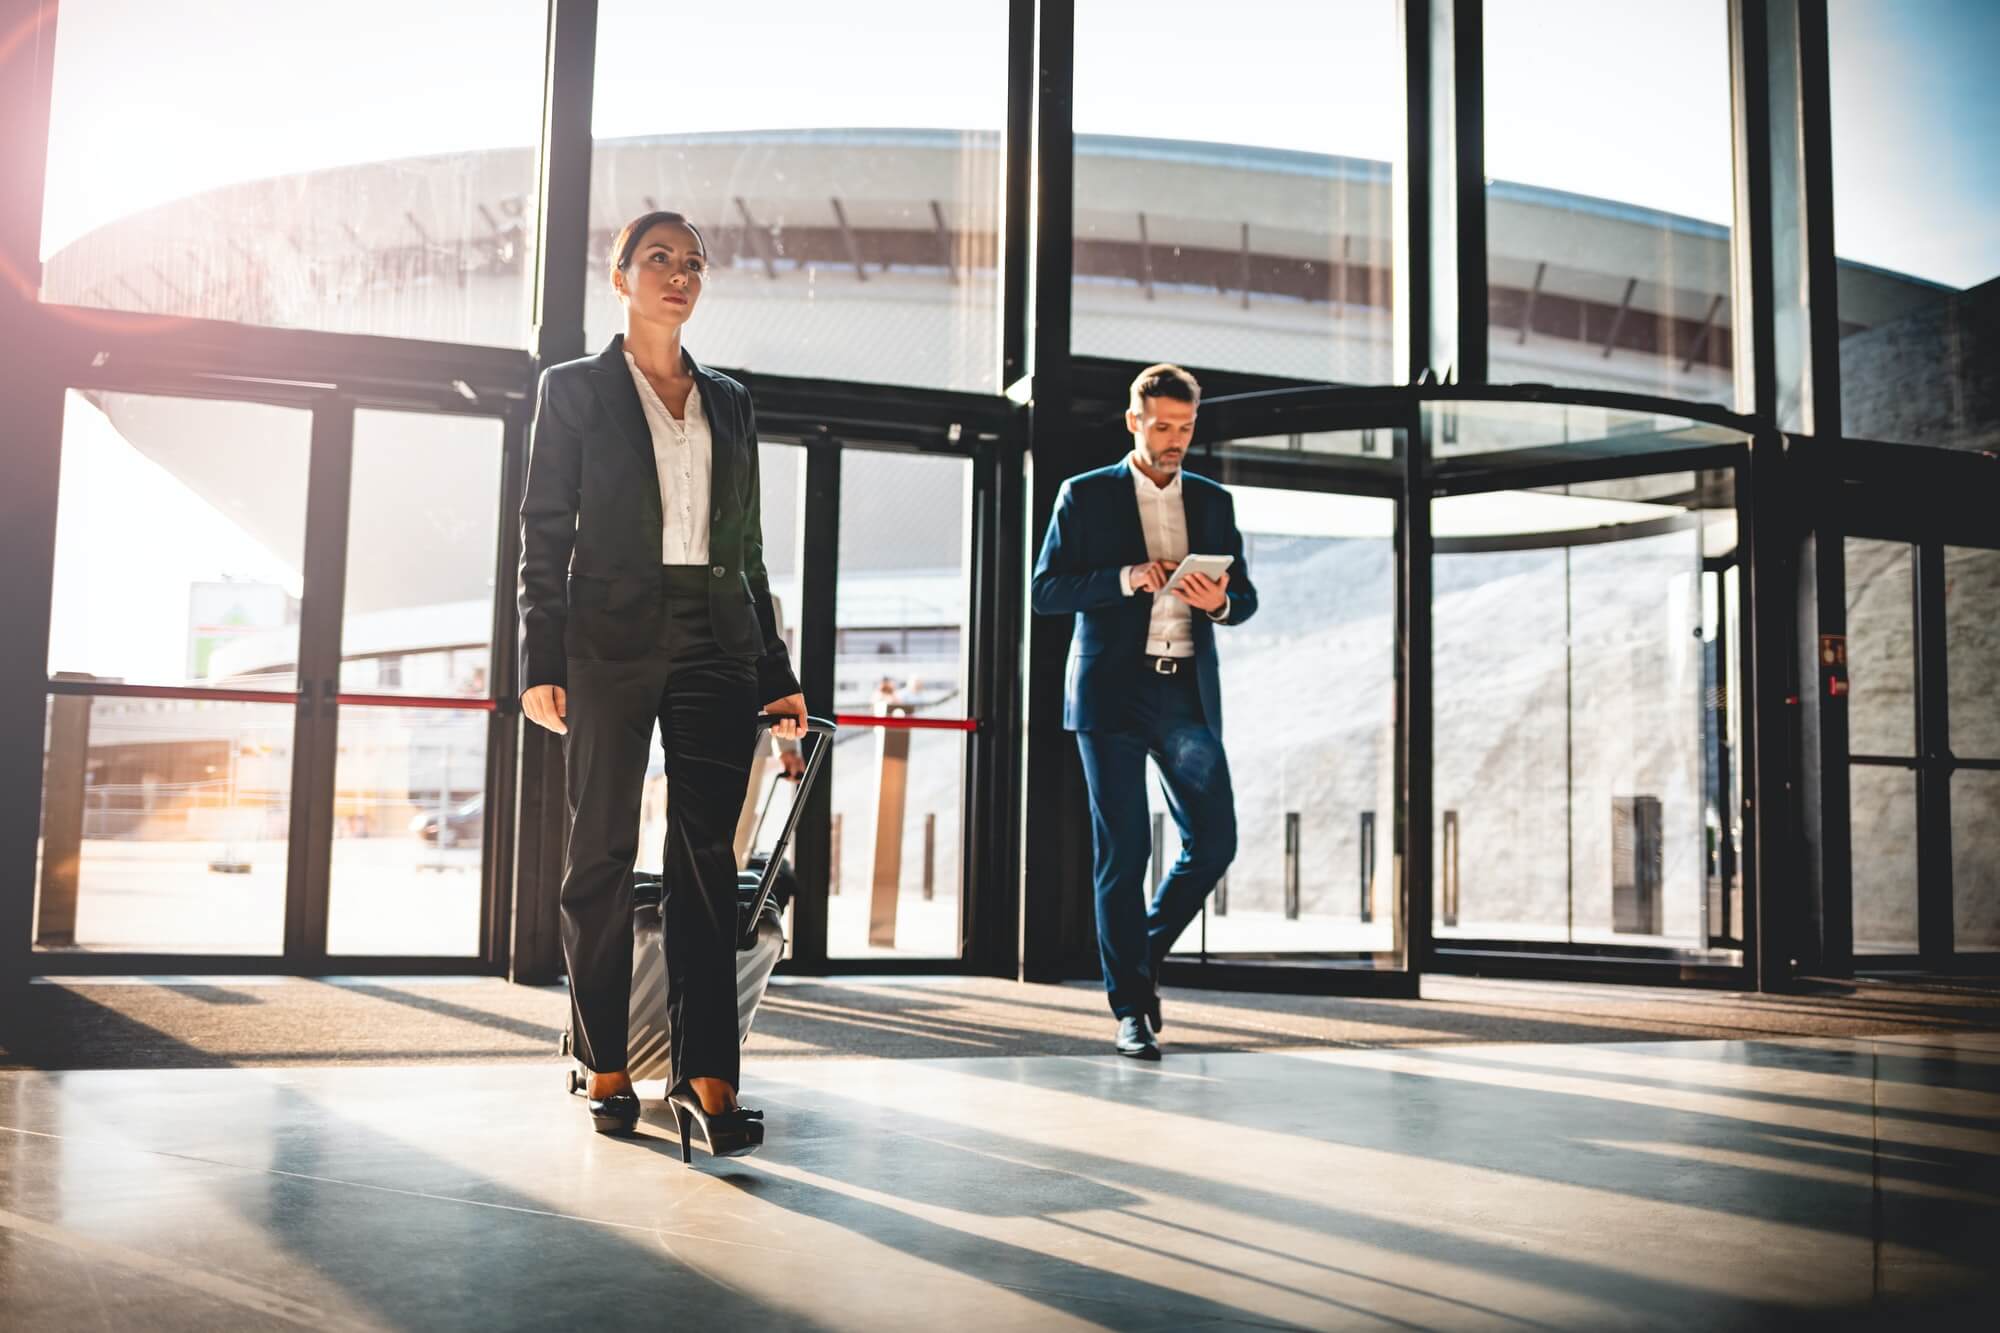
[560,566,758,1088]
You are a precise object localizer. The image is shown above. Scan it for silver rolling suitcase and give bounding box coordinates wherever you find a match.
[563,715,833,1091]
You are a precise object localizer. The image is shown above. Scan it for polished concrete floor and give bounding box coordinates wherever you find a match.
[2,1028,1996,1331]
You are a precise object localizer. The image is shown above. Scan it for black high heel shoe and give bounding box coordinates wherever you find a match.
[666,1082,765,1163]
[586,1085,641,1136]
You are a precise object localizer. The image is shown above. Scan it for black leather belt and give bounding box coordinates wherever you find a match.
[1147,655,1190,675]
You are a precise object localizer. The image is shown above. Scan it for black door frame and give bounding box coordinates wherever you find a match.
[755,421,1011,978]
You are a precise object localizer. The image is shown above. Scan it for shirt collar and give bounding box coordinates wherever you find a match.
[1129,454,1183,496]
[624,351,702,419]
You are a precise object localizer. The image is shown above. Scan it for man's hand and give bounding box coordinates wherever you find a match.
[1171,570,1231,615]
[1128,560,1177,594]
[521,685,567,735]
[763,692,808,741]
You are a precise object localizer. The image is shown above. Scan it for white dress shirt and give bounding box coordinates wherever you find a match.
[1121,458,1199,657]
[624,351,711,564]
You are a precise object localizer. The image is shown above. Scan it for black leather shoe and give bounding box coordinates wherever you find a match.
[1116,1015,1161,1061]
[667,1082,765,1164]
[586,1089,640,1136]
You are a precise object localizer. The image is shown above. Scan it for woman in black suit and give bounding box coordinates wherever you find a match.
[518,211,805,1155]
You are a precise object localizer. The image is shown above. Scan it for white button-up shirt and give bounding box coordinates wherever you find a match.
[625,351,711,565]
[1122,458,1197,658]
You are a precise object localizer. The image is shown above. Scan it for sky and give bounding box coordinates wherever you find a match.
[39,1,1997,286]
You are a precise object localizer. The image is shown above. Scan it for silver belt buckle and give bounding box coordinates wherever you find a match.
[1153,656,1178,675]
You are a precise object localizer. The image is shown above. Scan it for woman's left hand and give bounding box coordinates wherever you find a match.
[763,692,808,741]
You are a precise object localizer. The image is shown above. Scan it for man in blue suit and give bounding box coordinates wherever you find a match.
[1031,364,1257,1059]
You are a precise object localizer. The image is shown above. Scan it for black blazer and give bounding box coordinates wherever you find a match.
[517,335,800,704]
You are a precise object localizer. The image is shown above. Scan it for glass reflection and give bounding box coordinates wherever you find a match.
[35,695,292,955]
[1433,471,1736,948]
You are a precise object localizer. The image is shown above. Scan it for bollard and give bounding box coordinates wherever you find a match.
[923,812,936,901]
[830,812,842,896]
[867,720,912,947]
[1283,811,1301,920]
[1441,809,1461,927]
[1358,810,1376,924]
[36,685,94,946]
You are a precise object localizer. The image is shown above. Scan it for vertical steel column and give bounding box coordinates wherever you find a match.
[512,0,599,983]
[1019,0,1100,985]
[978,0,1031,989]
[789,437,841,969]
[1734,0,1846,981]
[284,397,357,965]
[1913,543,1954,963]
[1399,0,1485,384]
[1401,401,1434,975]
[0,0,63,987]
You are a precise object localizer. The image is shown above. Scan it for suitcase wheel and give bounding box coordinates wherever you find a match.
[565,1067,582,1095]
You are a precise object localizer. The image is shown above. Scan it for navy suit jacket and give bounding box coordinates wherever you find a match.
[1031,460,1257,734]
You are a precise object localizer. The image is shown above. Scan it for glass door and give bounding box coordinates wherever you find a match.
[32,384,516,971]
[1148,409,1412,983]
[1846,535,2000,964]
[319,407,513,960]
[36,388,313,959]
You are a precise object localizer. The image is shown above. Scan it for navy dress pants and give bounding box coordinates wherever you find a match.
[1074,668,1238,1019]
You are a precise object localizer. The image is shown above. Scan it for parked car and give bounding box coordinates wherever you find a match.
[409,794,483,848]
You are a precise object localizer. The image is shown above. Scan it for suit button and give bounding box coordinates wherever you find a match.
[711,565,725,578]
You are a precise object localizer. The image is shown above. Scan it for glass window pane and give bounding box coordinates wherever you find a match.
[1844,538,1916,757]
[1427,400,1742,463]
[828,452,970,958]
[1952,770,2000,953]
[1830,0,2000,450]
[1944,545,2000,757]
[1071,1,1400,382]
[36,694,292,955]
[325,706,486,957]
[1171,484,1397,959]
[1222,428,1399,460]
[1433,544,1569,939]
[1484,1,1736,406]
[39,1,545,346]
[587,2,1006,392]
[1434,475,1730,947]
[1565,530,1709,945]
[49,392,310,692]
[1850,764,1919,954]
[339,412,504,699]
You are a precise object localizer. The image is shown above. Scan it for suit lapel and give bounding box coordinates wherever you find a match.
[689,352,737,506]
[1180,470,1210,548]
[586,335,656,478]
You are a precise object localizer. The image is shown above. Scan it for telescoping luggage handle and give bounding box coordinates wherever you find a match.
[741,713,836,947]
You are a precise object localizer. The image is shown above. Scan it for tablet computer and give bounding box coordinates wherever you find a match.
[1160,553,1234,596]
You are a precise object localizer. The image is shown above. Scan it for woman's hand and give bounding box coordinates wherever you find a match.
[763,692,807,741]
[522,684,568,734]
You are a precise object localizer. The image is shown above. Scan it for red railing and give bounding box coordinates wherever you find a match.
[833,712,978,732]
[46,679,495,710]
